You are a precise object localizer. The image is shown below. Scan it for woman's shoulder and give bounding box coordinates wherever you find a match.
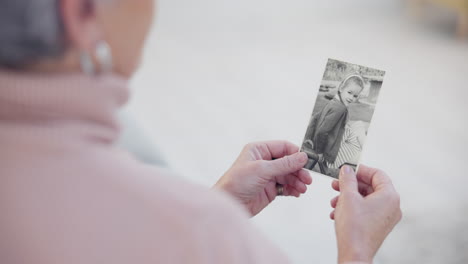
[1,143,288,264]
[138,164,247,217]
[111,159,288,263]
[92,150,249,220]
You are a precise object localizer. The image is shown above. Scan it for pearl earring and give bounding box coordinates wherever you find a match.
[79,41,113,75]
[80,51,95,75]
[95,41,113,73]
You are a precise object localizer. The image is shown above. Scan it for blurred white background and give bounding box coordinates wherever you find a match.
[122,0,468,263]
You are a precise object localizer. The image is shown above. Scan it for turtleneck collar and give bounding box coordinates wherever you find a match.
[0,70,130,145]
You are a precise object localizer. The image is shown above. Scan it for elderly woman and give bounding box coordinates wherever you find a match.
[0,0,402,264]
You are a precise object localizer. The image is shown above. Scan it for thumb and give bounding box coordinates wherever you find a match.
[339,165,359,193]
[266,152,308,178]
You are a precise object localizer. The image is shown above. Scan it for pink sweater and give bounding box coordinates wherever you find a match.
[0,71,289,264]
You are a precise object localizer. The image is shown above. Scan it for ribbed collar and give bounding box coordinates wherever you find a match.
[0,70,129,144]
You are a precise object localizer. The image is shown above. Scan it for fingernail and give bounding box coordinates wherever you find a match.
[343,165,353,174]
[298,152,308,163]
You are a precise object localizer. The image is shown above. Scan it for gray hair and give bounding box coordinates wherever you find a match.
[0,0,65,68]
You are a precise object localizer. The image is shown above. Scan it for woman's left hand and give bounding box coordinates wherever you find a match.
[214,141,313,216]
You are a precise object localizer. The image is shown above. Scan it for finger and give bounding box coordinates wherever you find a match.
[356,164,382,185]
[339,165,359,193]
[278,170,311,186]
[297,169,313,185]
[332,180,340,191]
[330,210,335,220]
[283,174,307,193]
[253,141,300,160]
[277,173,295,186]
[330,195,339,208]
[264,152,308,179]
[357,164,392,191]
[294,180,307,193]
[333,177,373,196]
[265,182,278,202]
[358,182,374,197]
[284,185,301,197]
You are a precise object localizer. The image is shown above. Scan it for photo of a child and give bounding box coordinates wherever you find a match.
[301,59,385,178]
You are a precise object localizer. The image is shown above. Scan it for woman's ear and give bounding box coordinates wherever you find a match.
[60,0,102,52]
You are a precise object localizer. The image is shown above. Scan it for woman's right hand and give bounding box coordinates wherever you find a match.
[330,165,402,264]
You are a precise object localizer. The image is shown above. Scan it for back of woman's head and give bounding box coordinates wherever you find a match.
[0,0,155,77]
[0,0,65,68]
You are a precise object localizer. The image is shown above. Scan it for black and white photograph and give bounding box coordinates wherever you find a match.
[301,59,385,179]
